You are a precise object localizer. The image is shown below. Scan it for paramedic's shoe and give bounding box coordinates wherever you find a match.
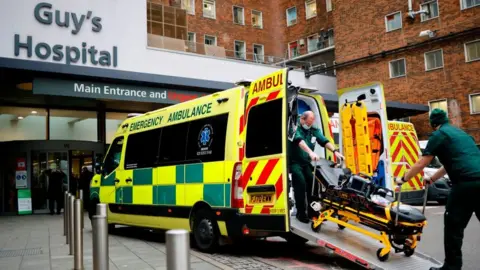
[296,214,309,224]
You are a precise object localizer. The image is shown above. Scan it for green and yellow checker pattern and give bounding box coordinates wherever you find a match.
[93,161,231,208]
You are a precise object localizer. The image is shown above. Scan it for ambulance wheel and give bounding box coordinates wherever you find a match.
[404,248,415,257]
[311,222,321,233]
[376,248,390,262]
[192,208,220,253]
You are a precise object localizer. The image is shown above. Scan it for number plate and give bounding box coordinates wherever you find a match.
[249,194,273,204]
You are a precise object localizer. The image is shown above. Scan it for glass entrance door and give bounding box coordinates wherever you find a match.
[31,151,69,214]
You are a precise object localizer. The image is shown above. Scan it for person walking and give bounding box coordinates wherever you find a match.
[395,108,480,270]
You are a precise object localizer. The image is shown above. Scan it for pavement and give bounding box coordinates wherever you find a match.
[0,204,478,270]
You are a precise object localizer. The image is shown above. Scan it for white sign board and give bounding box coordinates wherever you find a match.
[15,170,28,188]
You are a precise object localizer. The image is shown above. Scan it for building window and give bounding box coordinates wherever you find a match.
[182,0,195,15]
[245,99,283,158]
[327,28,334,46]
[204,35,216,45]
[233,6,245,25]
[252,10,263,28]
[50,109,98,142]
[0,107,47,142]
[421,1,439,21]
[470,94,480,114]
[234,40,246,59]
[286,7,297,26]
[187,32,196,52]
[307,35,320,53]
[465,40,480,62]
[385,12,402,32]
[203,0,215,19]
[389,58,406,78]
[253,44,264,62]
[305,0,317,19]
[429,99,448,115]
[326,0,332,12]
[147,2,188,40]
[461,0,480,10]
[424,49,444,71]
[289,41,300,58]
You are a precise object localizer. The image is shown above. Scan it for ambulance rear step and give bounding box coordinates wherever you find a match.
[290,218,442,270]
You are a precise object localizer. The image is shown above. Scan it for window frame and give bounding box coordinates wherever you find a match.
[305,0,317,20]
[420,0,440,22]
[389,58,407,78]
[202,0,216,19]
[464,39,480,63]
[288,40,299,58]
[252,10,263,29]
[234,40,247,60]
[187,32,196,42]
[307,34,320,53]
[204,34,217,46]
[183,0,195,15]
[233,5,245,25]
[460,0,480,10]
[424,49,444,71]
[385,11,402,32]
[253,43,265,62]
[327,28,334,47]
[469,93,480,115]
[286,6,298,27]
[428,99,448,115]
[326,0,333,12]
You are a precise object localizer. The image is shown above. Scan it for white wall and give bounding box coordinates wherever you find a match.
[49,117,97,141]
[0,0,336,94]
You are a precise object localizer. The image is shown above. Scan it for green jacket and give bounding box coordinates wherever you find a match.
[423,123,480,184]
[289,121,330,165]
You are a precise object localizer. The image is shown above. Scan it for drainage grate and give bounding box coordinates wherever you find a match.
[0,248,43,258]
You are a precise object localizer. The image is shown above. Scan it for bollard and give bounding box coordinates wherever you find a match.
[74,199,84,270]
[69,195,75,255]
[166,229,190,270]
[79,190,84,229]
[92,213,109,270]
[96,203,107,217]
[66,194,71,244]
[64,191,69,237]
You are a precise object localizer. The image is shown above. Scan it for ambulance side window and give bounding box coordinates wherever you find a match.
[245,99,282,158]
[124,129,162,169]
[158,123,189,165]
[103,137,124,176]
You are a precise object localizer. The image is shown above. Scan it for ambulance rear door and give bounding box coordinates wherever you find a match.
[337,83,393,190]
[240,68,290,232]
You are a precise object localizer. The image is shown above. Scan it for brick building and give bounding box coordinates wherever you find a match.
[145,0,480,143]
[325,0,480,142]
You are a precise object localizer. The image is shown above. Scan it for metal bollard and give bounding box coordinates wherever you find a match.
[92,212,109,270]
[96,203,107,217]
[166,229,190,270]
[74,199,83,270]
[66,194,71,244]
[79,190,84,229]
[64,191,69,237]
[69,195,75,255]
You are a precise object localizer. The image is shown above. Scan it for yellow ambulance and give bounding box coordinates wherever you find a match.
[88,68,423,254]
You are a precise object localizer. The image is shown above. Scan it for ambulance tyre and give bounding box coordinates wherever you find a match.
[192,208,220,253]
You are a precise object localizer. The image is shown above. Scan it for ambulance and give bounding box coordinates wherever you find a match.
[328,116,425,204]
[89,68,439,269]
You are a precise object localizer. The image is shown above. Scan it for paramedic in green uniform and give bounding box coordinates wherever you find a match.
[290,111,344,223]
[396,108,480,270]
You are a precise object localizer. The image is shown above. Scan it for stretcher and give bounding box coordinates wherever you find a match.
[309,159,428,262]
[340,101,373,176]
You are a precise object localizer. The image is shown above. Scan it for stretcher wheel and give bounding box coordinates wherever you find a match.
[376,248,390,262]
[311,222,321,233]
[404,248,415,257]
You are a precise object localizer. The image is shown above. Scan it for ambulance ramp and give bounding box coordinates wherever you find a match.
[290,219,442,270]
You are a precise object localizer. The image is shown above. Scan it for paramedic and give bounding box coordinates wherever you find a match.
[290,111,345,223]
[396,108,480,270]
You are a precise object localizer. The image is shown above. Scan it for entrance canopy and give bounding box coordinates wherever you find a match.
[319,93,429,120]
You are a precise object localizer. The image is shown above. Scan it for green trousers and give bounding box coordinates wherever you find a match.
[291,163,319,218]
[443,180,480,269]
